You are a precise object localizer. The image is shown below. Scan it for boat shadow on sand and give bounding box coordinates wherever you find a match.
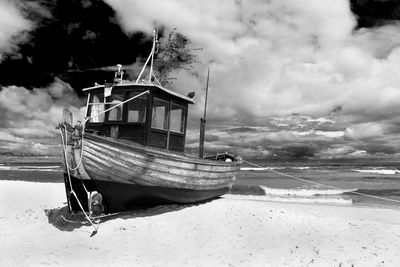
[44,198,216,232]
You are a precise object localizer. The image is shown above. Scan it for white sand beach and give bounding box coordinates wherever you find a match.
[1,180,400,267]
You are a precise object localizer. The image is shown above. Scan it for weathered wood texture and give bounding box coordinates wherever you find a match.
[76,133,241,191]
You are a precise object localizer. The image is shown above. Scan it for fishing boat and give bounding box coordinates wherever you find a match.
[58,31,242,215]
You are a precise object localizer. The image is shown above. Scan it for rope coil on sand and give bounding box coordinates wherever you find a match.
[242,159,400,204]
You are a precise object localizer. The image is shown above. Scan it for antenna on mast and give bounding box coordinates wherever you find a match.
[114,64,123,84]
[136,29,161,86]
[199,65,210,158]
[149,29,158,82]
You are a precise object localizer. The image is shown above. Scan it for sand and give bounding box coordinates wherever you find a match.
[1,180,400,266]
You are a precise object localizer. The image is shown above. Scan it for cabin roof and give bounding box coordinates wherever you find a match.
[82,82,195,104]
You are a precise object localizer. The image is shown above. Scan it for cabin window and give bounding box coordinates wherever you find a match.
[87,93,105,122]
[127,92,147,123]
[170,103,186,133]
[107,93,125,121]
[151,97,169,130]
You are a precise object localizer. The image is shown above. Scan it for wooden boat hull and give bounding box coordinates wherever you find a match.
[63,133,241,213]
[67,174,230,212]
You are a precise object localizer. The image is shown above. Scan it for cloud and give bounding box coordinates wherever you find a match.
[185,115,346,158]
[344,122,384,141]
[0,0,32,60]
[102,0,400,158]
[354,24,400,58]
[1,0,400,158]
[105,0,357,118]
[0,0,155,90]
[102,1,358,121]
[0,79,84,156]
[317,145,356,159]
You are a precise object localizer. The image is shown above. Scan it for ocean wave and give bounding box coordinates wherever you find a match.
[260,186,357,196]
[0,166,61,172]
[291,167,310,170]
[352,169,399,175]
[0,166,12,170]
[18,166,60,169]
[241,166,311,171]
[241,167,285,171]
[226,194,352,205]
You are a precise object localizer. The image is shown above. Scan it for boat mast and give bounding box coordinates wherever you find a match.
[149,29,157,82]
[199,66,210,158]
[136,29,160,85]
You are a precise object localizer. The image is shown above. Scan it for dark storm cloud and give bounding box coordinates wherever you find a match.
[279,144,318,159]
[225,127,261,133]
[351,0,400,28]
[1,0,400,158]
[330,105,342,114]
[0,0,152,92]
[313,123,343,132]
[355,143,398,155]
[205,134,220,142]
[384,119,400,135]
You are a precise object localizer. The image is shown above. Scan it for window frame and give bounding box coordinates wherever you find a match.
[151,97,170,131]
[86,92,106,123]
[169,103,186,134]
[105,92,126,122]
[126,91,148,124]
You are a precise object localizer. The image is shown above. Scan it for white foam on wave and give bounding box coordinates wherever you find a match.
[260,186,357,196]
[241,166,311,171]
[225,194,353,205]
[0,166,12,170]
[18,166,60,169]
[263,196,352,205]
[241,167,285,171]
[291,167,310,170]
[353,169,399,175]
[0,165,61,172]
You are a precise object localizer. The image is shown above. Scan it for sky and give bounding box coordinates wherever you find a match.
[1,0,400,159]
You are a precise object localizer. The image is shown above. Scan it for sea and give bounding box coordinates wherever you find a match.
[1,157,400,210]
[234,158,400,210]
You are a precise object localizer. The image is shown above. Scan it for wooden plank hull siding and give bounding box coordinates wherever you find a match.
[82,133,241,189]
[66,133,241,211]
[68,174,229,212]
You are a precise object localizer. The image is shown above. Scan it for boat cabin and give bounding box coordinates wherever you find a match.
[83,83,194,153]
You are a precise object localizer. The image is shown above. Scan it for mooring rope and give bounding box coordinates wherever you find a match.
[242,159,400,204]
[59,128,99,235]
[62,125,90,197]
[57,90,151,235]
